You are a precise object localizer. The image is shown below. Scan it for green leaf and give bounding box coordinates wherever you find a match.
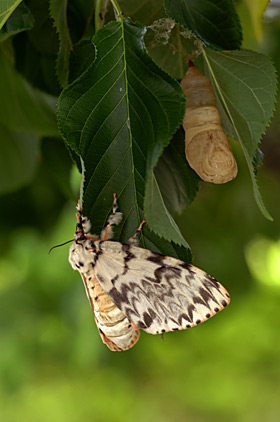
[67,0,95,43]
[58,18,188,258]
[236,0,269,45]
[69,40,95,83]
[50,0,72,88]
[153,129,199,215]
[118,0,166,26]
[0,46,58,136]
[201,48,277,220]
[13,0,60,96]
[145,20,196,80]
[0,2,33,42]
[203,49,277,157]
[164,0,242,50]
[0,0,22,31]
[0,124,39,194]
[145,172,190,248]
[118,1,198,79]
[253,149,264,175]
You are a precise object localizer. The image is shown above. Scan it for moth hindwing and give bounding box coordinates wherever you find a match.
[68,196,230,351]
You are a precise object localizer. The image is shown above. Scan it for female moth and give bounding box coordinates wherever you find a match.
[69,195,230,351]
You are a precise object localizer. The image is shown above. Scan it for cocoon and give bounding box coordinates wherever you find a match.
[181,64,238,184]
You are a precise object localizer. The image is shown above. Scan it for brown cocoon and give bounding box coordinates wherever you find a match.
[181,65,238,184]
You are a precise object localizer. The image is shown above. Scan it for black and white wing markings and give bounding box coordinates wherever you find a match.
[69,238,140,351]
[93,241,230,335]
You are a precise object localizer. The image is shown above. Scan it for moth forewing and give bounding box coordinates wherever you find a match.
[69,240,140,351]
[92,241,230,335]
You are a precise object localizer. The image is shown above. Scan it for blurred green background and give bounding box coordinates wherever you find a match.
[1,2,280,422]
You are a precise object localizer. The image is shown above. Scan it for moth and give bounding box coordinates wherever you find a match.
[68,195,230,351]
[181,61,238,184]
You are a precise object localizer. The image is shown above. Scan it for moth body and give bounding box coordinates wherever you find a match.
[68,197,230,351]
[69,239,140,351]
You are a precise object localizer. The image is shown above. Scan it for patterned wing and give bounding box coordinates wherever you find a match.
[69,241,140,351]
[80,271,139,351]
[93,241,230,335]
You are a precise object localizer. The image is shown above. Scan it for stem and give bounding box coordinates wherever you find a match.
[95,0,103,33]
[95,0,122,33]
[110,0,122,17]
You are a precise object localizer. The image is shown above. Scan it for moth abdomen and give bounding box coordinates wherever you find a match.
[68,196,230,351]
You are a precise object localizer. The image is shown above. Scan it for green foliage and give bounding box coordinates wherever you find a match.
[164,0,243,50]
[1,0,278,239]
[50,0,73,88]
[154,129,199,215]
[201,48,277,220]
[0,2,33,42]
[202,49,277,158]
[58,17,188,256]
[0,46,57,135]
[0,2,280,421]
[13,0,61,96]
[0,0,23,30]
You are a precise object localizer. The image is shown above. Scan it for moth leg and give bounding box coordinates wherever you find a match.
[128,220,145,245]
[101,193,123,241]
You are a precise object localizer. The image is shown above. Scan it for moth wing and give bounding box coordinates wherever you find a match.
[94,241,230,335]
[78,272,114,348]
[79,270,139,351]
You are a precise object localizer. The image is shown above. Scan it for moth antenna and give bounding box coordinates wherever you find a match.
[49,239,74,254]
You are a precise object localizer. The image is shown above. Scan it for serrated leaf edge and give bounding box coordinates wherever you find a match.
[145,172,190,248]
[202,47,273,221]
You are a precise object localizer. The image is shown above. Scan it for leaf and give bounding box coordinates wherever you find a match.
[253,149,264,175]
[118,1,200,79]
[145,19,197,80]
[69,40,95,83]
[236,0,269,44]
[66,0,95,42]
[0,0,22,31]
[201,48,277,220]
[50,0,73,88]
[58,18,188,258]
[0,124,39,194]
[13,0,60,96]
[153,129,199,215]
[145,172,190,248]
[0,46,58,136]
[203,49,277,157]
[0,2,33,42]
[164,0,242,50]
[118,0,166,26]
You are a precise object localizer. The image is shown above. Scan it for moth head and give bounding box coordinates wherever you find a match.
[68,240,95,272]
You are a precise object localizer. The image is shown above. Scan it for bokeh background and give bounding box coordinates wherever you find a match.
[1,2,280,421]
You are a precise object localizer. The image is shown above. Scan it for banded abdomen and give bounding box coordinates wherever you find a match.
[81,272,140,351]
